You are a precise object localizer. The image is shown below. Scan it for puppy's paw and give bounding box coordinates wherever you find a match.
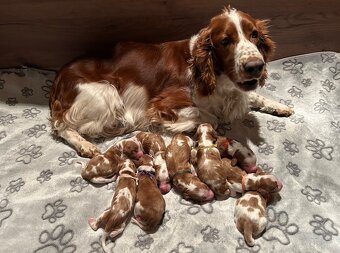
[79,142,101,158]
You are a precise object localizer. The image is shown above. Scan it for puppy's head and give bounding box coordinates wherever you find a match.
[119,137,144,160]
[195,123,217,144]
[174,174,214,202]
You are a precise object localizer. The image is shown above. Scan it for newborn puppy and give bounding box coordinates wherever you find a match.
[195,123,230,199]
[81,146,122,183]
[221,159,283,196]
[132,154,165,232]
[234,191,271,247]
[136,131,171,194]
[88,159,137,249]
[115,136,144,162]
[216,136,257,173]
[166,133,214,202]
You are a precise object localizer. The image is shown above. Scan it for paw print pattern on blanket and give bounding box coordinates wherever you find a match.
[0,199,13,227]
[41,80,53,99]
[267,120,286,132]
[16,144,43,164]
[258,142,274,156]
[169,242,194,253]
[269,72,281,80]
[179,198,214,215]
[22,107,41,119]
[321,79,336,92]
[282,59,304,74]
[263,207,299,245]
[301,185,327,205]
[321,53,336,63]
[200,225,220,243]
[37,169,53,184]
[290,114,304,124]
[309,215,339,241]
[329,62,340,80]
[134,233,154,251]
[89,235,115,253]
[264,82,276,91]
[23,124,47,138]
[6,97,18,106]
[279,99,294,108]
[70,177,89,193]
[305,139,333,161]
[21,87,34,98]
[242,118,257,128]
[282,139,299,156]
[288,86,303,98]
[331,121,340,131]
[42,199,67,223]
[314,99,330,114]
[6,178,25,194]
[286,162,301,177]
[258,163,274,173]
[301,78,312,87]
[33,224,76,253]
[58,151,77,166]
[0,114,17,126]
[235,237,261,253]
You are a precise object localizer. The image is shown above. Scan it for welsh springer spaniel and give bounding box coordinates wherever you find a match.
[49,7,293,157]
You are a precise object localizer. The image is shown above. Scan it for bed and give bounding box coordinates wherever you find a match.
[1,51,339,252]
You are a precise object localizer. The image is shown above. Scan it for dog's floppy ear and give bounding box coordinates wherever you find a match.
[192,27,216,96]
[256,19,275,62]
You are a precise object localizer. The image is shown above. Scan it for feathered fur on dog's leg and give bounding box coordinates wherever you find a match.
[248,91,294,117]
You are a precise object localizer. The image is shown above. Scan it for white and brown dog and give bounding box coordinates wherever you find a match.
[221,159,283,197]
[80,146,122,183]
[133,154,166,232]
[166,133,214,202]
[233,168,283,246]
[115,136,144,162]
[216,136,257,173]
[136,131,171,194]
[88,159,137,250]
[195,123,230,199]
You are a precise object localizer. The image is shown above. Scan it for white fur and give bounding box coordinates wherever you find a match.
[225,9,264,80]
[193,75,249,125]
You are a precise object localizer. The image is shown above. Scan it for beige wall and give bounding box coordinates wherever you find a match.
[0,0,339,69]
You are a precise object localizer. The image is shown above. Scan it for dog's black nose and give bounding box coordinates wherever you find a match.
[244,59,264,76]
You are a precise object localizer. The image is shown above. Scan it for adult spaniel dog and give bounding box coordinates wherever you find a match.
[49,7,293,157]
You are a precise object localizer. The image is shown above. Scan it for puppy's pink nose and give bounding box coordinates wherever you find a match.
[136,150,144,159]
[204,190,214,201]
[246,165,258,173]
[277,180,283,190]
[159,182,171,194]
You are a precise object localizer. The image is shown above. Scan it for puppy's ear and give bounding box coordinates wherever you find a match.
[192,27,216,96]
[231,158,238,167]
[256,19,275,62]
[258,189,272,204]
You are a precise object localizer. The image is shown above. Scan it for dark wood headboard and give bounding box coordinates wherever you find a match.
[0,0,339,69]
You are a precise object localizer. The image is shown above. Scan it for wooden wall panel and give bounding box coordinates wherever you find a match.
[0,0,339,69]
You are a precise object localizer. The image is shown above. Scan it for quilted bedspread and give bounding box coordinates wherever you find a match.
[0,52,339,253]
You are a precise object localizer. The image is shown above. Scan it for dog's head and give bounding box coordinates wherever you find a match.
[192,6,275,95]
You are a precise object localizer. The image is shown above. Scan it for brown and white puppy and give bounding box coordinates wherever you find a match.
[115,136,144,162]
[216,136,257,173]
[166,133,214,202]
[88,159,137,250]
[132,154,166,232]
[221,159,283,196]
[80,146,122,183]
[195,123,230,199]
[136,131,171,194]
[234,191,270,247]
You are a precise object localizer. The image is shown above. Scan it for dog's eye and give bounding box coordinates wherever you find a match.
[251,30,258,39]
[221,37,233,46]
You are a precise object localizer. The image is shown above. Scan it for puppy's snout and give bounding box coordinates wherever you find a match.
[243,59,264,77]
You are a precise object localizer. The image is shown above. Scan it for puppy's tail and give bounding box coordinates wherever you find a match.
[244,221,255,247]
[101,233,114,253]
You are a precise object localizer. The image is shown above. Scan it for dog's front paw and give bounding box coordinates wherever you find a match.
[275,106,294,117]
[79,142,101,158]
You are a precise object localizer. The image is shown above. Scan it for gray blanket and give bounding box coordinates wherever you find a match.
[0,52,339,253]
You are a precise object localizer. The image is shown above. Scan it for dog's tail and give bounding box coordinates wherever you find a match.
[244,221,255,247]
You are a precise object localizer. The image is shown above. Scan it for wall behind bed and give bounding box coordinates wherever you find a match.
[0,0,339,69]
